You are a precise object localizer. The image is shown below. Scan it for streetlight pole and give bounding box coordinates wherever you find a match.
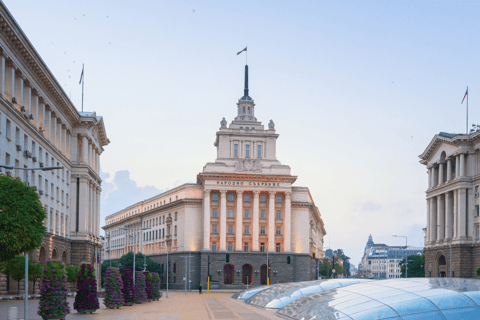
[106,234,111,267]
[165,245,183,298]
[393,235,408,278]
[0,164,63,320]
[435,224,453,278]
[120,226,150,287]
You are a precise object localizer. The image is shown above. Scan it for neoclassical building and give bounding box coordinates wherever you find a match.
[103,65,326,288]
[420,131,480,278]
[0,2,109,293]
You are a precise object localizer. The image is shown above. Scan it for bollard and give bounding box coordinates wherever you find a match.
[7,307,18,320]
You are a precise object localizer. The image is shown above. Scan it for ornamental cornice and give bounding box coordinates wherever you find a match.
[419,132,480,165]
[197,172,297,184]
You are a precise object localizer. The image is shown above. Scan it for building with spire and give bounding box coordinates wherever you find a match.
[103,64,326,288]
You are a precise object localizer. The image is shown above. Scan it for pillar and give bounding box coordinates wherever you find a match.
[97,188,101,238]
[268,191,275,252]
[460,154,466,177]
[220,190,227,251]
[430,197,437,243]
[31,94,38,127]
[81,136,88,164]
[58,122,62,151]
[0,55,5,97]
[458,188,467,239]
[437,195,445,242]
[44,107,51,140]
[438,163,444,184]
[428,168,432,188]
[236,190,243,251]
[253,191,260,251]
[426,198,431,243]
[51,115,57,146]
[446,192,453,240]
[5,64,14,100]
[446,159,452,181]
[455,155,460,179]
[23,85,31,115]
[453,189,458,240]
[78,176,89,235]
[203,190,211,250]
[38,102,45,132]
[432,166,437,186]
[14,74,23,109]
[285,192,292,252]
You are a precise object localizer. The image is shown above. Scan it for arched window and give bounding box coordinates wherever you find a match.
[260,263,269,285]
[243,106,246,114]
[52,249,58,260]
[439,255,446,265]
[62,251,67,263]
[242,264,253,284]
[224,263,234,284]
[39,247,46,262]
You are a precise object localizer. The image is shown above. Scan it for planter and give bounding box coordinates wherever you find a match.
[76,309,97,314]
[42,315,66,320]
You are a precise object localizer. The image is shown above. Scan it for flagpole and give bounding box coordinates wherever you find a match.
[81,63,84,112]
[246,46,248,65]
[466,86,468,134]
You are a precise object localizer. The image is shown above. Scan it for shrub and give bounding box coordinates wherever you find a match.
[104,267,124,308]
[143,271,153,300]
[121,269,135,304]
[74,263,99,311]
[151,272,161,300]
[65,265,81,296]
[477,268,480,276]
[134,271,147,303]
[37,260,70,319]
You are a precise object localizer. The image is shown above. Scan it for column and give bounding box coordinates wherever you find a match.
[446,159,452,182]
[66,132,71,159]
[430,197,437,243]
[453,189,458,240]
[437,195,445,242]
[285,192,292,252]
[460,154,466,177]
[253,191,260,251]
[44,107,51,140]
[428,168,432,188]
[66,216,70,238]
[220,190,227,251]
[236,190,243,251]
[53,210,57,234]
[23,85,31,115]
[268,191,275,252]
[446,192,453,240]
[0,54,5,97]
[61,214,65,237]
[78,176,89,235]
[432,166,437,186]
[426,198,431,243]
[81,136,88,164]
[14,74,23,109]
[51,115,57,146]
[203,190,211,250]
[38,101,45,132]
[63,128,67,155]
[458,188,467,239]
[31,94,38,127]
[58,122,63,151]
[455,155,460,179]
[5,64,14,100]
[438,163,444,184]
[97,188,101,238]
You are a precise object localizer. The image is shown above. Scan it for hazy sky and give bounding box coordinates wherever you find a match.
[5,0,480,265]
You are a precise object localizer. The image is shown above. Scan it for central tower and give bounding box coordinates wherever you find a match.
[234,65,257,122]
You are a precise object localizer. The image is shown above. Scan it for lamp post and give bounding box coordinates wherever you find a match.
[106,234,111,267]
[165,245,183,298]
[0,164,63,320]
[120,226,150,287]
[393,235,408,278]
[435,224,453,278]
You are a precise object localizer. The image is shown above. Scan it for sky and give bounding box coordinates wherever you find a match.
[5,0,480,265]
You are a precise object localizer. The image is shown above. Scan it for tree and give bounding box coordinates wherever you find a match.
[3,255,25,294]
[334,249,351,277]
[400,254,425,278]
[28,261,43,294]
[319,258,344,279]
[117,252,160,273]
[66,265,81,296]
[0,175,46,262]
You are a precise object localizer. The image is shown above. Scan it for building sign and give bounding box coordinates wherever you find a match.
[215,181,281,187]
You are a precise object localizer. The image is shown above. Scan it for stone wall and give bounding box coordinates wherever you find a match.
[425,244,479,278]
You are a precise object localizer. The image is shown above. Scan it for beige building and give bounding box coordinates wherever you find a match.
[420,131,480,278]
[0,2,109,293]
[103,65,325,288]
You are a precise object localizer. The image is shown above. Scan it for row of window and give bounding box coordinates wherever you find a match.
[110,196,180,224]
[211,208,283,219]
[211,241,282,253]
[143,212,177,228]
[211,224,282,235]
[233,143,262,158]
[212,193,282,202]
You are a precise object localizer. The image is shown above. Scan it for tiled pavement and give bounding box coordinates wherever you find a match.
[0,293,282,320]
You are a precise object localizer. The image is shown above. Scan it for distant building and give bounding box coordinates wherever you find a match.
[360,235,423,279]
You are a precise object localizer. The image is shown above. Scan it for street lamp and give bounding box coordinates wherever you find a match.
[435,224,453,278]
[0,164,63,320]
[164,245,183,298]
[120,226,150,287]
[106,234,111,267]
[393,235,408,278]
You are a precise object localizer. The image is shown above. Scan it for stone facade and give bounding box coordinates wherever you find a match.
[0,1,108,293]
[103,64,325,287]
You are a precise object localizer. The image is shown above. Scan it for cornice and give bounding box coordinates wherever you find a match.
[419,132,480,164]
[197,172,297,184]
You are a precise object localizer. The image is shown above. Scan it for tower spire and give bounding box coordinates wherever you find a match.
[244,64,249,98]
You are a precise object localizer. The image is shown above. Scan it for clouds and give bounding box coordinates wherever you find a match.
[100,170,166,233]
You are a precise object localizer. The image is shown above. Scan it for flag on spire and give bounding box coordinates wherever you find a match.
[237,47,247,55]
[462,87,468,104]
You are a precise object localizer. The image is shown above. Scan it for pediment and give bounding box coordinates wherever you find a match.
[419,132,480,165]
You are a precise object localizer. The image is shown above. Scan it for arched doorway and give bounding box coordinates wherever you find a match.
[39,247,46,262]
[438,255,447,277]
[62,251,67,263]
[242,264,253,284]
[224,263,234,284]
[52,249,58,260]
[260,264,269,285]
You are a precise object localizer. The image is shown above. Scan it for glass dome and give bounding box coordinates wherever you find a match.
[276,278,480,320]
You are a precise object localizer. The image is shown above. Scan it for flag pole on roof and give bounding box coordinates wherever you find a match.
[79,64,84,112]
[462,87,468,134]
[237,46,247,64]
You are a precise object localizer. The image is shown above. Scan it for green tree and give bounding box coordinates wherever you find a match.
[3,256,26,294]
[319,258,345,279]
[65,265,81,296]
[28,261,43,294]
[400,254,425,278]
[0,175,46,262]
[334,249,351,277]
[117,252,160,273]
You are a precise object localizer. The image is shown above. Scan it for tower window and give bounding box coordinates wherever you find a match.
[257,145,262,158]
[248,107,250,114]
[243,106,246,114]
[234,144,238,157]
[246,145,250,158]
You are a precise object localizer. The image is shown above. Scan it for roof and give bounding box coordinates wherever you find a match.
[418,131,480,164]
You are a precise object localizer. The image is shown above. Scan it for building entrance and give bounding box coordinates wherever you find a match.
[260,263,269,284]
[224,263,234,284]
[242,264,253,284]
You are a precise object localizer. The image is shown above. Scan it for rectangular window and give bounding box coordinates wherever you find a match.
[244,209,250,218]
[174,225,177,235]
[244,242,249,252]
[234,144,238,157]
[276,243,281,253]
[227,242,233,252]
[5,153,10,166]
[31,141,35,156]
[212,208,218,218]
[212,193,218,201]
[228,194,234,202]
[260,243,265,252]
[260,226,266,234]
[257,145,262,158]
[228,225,233,234]
[39,147,43,162]
[244,194,250,202]
[212,242,217,251]
[212,224,218,234]
[15,127,20,145]
[260,195,266,202]
[24,134,28,150]
[276,196,282,203]
[276,226,281,235]
[6,119,11,139]
[244,225,250,234]
[476,205,479,216]
[228,209,234,218]
[260,210,266,219]
[245,145,250,158]
[276,210,282,219]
